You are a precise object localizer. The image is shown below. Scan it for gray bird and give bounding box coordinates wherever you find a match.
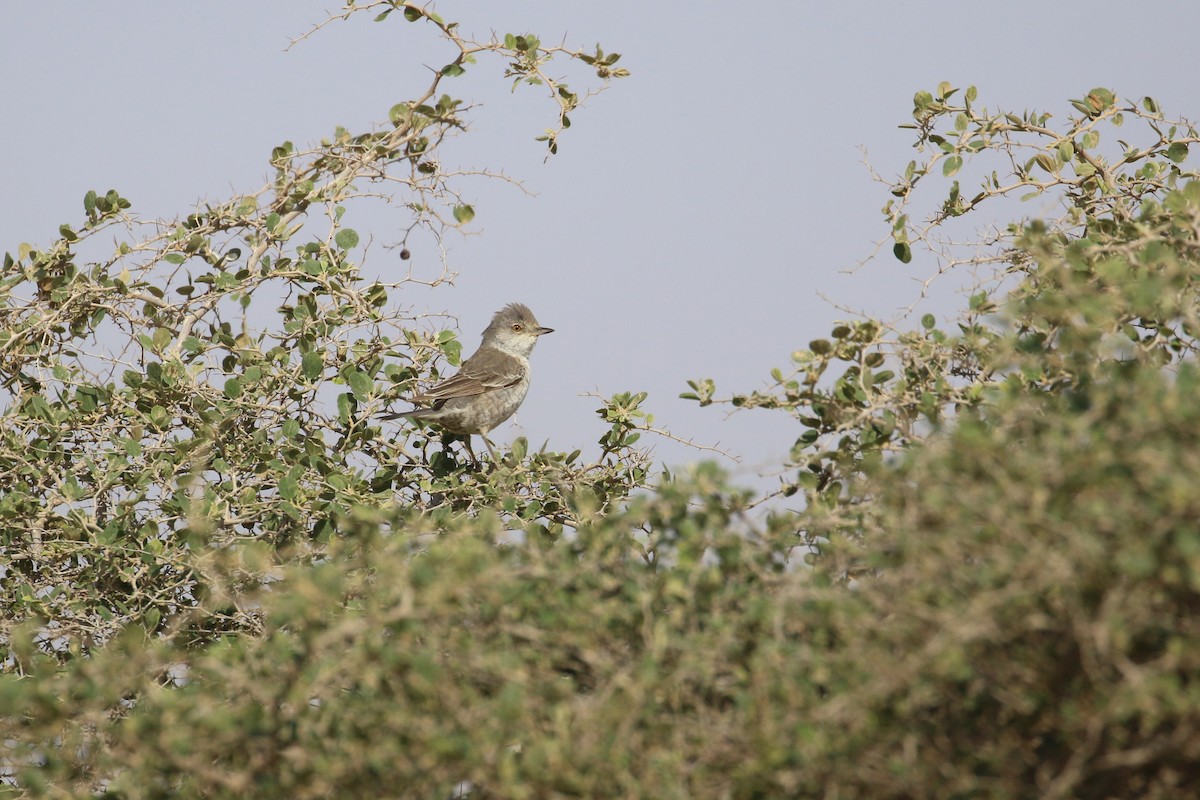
[384,303,554,464]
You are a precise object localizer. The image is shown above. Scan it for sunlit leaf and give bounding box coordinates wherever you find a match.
[302,351,323,381]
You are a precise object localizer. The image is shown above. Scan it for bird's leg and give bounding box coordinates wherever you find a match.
[481,435,501,464]
[461,436,481,468]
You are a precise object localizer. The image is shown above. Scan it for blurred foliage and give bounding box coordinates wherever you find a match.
[4,7,1200,795]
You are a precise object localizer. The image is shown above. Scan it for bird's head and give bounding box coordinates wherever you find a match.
[482,302,554,357]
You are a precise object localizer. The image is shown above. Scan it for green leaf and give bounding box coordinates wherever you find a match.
[302,351,323,381]
[1084,87,1115,116]
[389,103,412,126]
[1167,142,1189,164]
[441,339,462,366]
[335,228,360,249]
[337,392,355,422]
[452,205,475,224]
[921,313,936,330]
[164,253,186,265]
[348,371,373,400]
[403,6,422,21]
[893,241,913,264]
[278,472,299,501]
[151,327,172,351]
[62,476,85,501]
[942,155,963,177]
[224,378,242,399]
[441,63,465,77]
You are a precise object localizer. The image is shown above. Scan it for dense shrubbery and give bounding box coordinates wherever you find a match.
[8,348,1200,798]
[4,7,1200,798]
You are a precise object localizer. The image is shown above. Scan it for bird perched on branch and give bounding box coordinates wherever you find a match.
[383,302,554,464]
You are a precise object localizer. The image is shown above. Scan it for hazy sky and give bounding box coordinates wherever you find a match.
[5,2,1200,488]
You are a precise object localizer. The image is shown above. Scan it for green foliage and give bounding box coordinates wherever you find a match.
[799,360,1200,798]
[0,4,635,662]
[674,88,1200,792]
[889,82,1200,242]
[9,356,1200,796]
[687,86,1200,556]
[5,13,1200,795]
[4,470,808,798]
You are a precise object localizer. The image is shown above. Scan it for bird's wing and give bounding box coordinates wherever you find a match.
[410,349,525,403]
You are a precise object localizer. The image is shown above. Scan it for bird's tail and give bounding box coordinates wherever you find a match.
[381,409,433,421]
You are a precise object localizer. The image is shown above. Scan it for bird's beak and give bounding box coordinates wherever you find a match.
[536,326,555,336]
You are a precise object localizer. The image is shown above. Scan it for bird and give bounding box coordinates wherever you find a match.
[383,302,554,464]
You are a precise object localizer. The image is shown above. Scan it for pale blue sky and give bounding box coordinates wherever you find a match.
[5,2,1199,484]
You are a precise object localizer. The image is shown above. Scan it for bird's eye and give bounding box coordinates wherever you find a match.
[512,323,523,331]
